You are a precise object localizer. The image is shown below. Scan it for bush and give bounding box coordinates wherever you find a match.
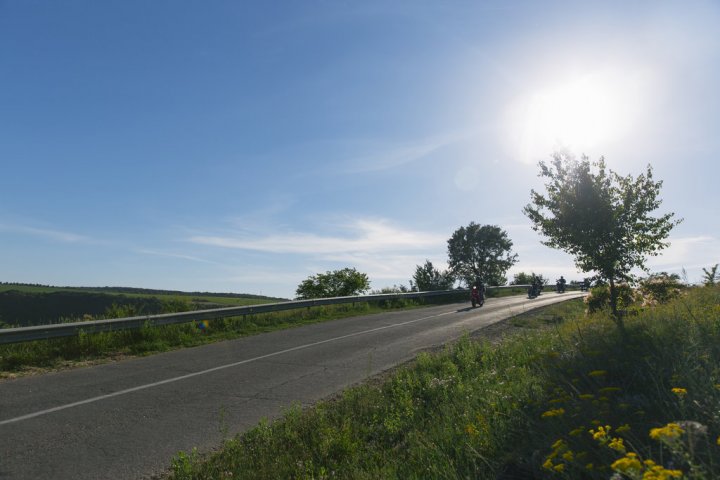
[585,284,636,314]
[638,273,684,305]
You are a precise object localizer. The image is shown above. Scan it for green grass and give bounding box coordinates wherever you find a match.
[0,295,463,375]
[168,287,720,480]
[0,286,530,374]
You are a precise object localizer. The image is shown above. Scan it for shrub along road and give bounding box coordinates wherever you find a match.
[0,292,584,480]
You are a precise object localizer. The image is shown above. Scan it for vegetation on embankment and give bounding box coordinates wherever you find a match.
[0,283,286,328]
[169,286,720,480]
[0,289,492,375]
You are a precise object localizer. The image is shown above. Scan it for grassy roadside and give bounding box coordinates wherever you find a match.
[0,292,482,376]
[168,287,720,479]
[0,287,531,377]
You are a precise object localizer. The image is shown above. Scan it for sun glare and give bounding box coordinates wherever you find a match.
[505,70,645,164]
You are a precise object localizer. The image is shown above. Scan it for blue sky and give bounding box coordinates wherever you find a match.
[2,1,719,298]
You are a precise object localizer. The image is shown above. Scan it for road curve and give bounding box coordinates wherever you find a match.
[0,292,584,479]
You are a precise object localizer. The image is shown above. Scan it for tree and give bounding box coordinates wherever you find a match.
[523,152,681,322]
[410,260,454,291]
[295,268,370,299]
[447,223,518,287]
[510,271,548,286]
[639,272,683,304]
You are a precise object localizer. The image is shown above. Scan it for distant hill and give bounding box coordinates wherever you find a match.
[0,282,287,301]
[0,283,289,328]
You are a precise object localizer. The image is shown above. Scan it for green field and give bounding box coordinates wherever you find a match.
[0,282,285,304]
[0,283,286,328]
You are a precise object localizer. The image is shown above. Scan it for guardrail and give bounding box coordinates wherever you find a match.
[0,284,563,345]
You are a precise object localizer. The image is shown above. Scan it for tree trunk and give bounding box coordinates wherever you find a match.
[608,278,624,330]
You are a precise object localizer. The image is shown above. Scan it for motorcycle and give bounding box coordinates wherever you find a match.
[528,283,541,298]
[471,286,485,308]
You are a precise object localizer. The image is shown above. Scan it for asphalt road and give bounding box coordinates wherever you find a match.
[0,292,584,479]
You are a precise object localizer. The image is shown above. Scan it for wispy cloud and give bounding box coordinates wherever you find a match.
[0,223,94,244]
[340,131,470,174]
[189,218,446,256]
[187,218,451,292]
[135,249,221,265]
[647,235,720,270]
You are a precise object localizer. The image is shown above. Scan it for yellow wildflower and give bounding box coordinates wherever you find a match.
[562,451,574,462]
[649,423,684,442]
[551,439,566,450]
[671,387,687,398]
[542,408,565,418]
[611,452,642,474]
[569,427,585,437]
[579,394,595,400]
[608,437,626,453]
[716,436,720,446]
[590,425,611,441]
[465,424,478,436]
[643,465,683,479]
[616,424,631,434]
[553,464,565,473]
[585,463,594,470]
[542,458,554,470]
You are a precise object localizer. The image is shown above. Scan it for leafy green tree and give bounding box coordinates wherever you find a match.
[410,260,454,291]
[510,271,548,286]
[447,223,518,287]
[523,152,681,323]
[295,268,371,299]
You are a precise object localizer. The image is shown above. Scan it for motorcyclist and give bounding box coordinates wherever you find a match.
[557,276,566,293]
[531,275,541,297]
[471,276,486,307]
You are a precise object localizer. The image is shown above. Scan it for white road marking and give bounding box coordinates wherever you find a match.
[0,309,456,426]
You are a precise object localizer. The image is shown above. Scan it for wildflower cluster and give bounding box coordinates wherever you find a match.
[591,422,688,479]
[542,439,575,473]
[649,423,684,443]
[536,343,720,479]
[609,452,683,479]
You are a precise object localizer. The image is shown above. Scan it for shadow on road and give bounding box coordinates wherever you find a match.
[455,306,479,313]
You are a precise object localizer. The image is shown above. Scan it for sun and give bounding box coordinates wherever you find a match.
[505,70,643,164]
[527,77,613,149]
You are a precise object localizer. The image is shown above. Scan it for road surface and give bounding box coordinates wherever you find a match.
[0,292,584,479]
